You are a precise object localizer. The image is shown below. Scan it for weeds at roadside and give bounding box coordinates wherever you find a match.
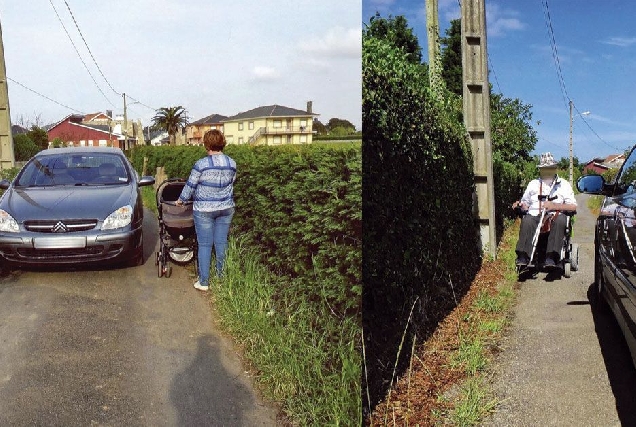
[212,235,361,426]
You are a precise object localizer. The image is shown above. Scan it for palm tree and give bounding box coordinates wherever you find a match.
[152,106,188,145]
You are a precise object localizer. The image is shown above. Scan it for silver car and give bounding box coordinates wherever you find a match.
[0,147,155,268]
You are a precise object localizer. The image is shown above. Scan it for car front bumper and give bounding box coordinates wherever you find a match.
[0,226,142,266]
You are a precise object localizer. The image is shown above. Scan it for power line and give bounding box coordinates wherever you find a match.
[7,77,85,114]
[541,0,569,110]
[61,0,119,96]
[61,0,156,112]
[487,54,502,93]
[572,104,622,151]
[47,0,116,108]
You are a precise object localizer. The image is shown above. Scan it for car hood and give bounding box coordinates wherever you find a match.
[0,185,134,221]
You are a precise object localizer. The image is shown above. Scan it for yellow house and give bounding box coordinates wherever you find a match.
[223,104,317,145]
[186,113,227,145]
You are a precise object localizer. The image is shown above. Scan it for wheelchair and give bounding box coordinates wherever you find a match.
[515,208,579,279]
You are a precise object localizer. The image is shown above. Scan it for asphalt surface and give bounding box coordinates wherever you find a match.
[482,193,636,426]
[0,209,277,426]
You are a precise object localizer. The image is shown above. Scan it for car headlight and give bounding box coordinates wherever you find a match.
[102,205,133,230]
[0,209,19,232]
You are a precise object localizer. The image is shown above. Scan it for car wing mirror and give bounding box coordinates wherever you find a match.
[138,176,155,187]
[577,174,611,195]
[0,179,10,190]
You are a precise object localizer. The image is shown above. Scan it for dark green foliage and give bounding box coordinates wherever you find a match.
[362,35,481,413]
[364,12,423,64]
[13,134,39,161]
[27,126,49,151]
[128,143,361,317]
[440,19,463,95]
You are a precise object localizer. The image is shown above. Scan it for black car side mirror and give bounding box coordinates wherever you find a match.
[577,174,609,195]
[0,179,10,190]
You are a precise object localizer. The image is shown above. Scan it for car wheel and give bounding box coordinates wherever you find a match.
[564,262,571,278]
[593,245,609,313]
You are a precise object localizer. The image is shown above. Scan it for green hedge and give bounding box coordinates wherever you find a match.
[362,36,481,413]
[128,143,362,316]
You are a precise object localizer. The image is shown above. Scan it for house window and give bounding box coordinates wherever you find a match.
[80,140,86,146]
[226,135,234,144]
[273,135,282,145]
[238,137,244,144]
[88,140,94,146]
[300,135,307,143]
[98,140,107,147]
[238,122,244,131]
[300,119,307,127]
[273,120,282,129]
[248,121,254,130]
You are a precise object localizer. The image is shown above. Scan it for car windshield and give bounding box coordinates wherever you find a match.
[15,153,130,187]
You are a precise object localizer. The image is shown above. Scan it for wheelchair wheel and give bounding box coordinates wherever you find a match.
[570,243,579,271]
[564,262,571,278]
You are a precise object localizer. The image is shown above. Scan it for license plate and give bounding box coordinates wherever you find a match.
[34,237,87,249]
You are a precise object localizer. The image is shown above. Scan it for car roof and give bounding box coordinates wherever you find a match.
[37,147,124,156]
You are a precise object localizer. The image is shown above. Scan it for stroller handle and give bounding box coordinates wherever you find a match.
[163,200,193,206]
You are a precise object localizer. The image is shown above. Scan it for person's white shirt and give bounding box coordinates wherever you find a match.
[520,176,577,216]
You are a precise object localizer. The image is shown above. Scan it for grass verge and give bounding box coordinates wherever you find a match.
[141,184,361,425]
[211,235,361,426]
[587,194,603,216]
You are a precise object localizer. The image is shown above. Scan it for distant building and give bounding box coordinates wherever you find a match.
[47,113,141,150]
[186,114,228,145]
[222,102,317,146]
[583,153,626,175]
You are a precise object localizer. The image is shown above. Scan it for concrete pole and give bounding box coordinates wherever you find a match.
[461,0,496,258]
[123,92,128,150]
[0,20,15,169]
[426,0,442,96]
[569,100,574,186]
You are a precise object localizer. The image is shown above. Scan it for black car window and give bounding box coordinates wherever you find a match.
[618,149,636,195]
[16,153,130,187]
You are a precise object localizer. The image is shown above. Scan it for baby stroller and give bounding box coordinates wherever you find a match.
[155,178,197,278]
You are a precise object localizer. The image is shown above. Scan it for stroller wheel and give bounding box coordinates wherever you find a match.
[165,266,173,278]
[155,251,159,266]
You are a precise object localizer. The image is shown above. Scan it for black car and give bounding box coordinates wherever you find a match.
[0,147,155,268]
[577,146,636,365]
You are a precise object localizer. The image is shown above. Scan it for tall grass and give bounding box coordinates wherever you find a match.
[213,235,361,426]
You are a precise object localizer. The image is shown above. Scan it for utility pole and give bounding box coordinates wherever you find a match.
[425,0,443,97]
[461,0,496,258]
[568,100,574,186]
[123,92,128,150]
[0,20,15,169]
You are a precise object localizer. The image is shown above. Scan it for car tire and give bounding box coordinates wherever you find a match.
[127,235,144,267]
[593,245,609,313]
[564,262,571,278]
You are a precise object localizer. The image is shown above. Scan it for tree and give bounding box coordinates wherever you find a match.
[364,13,423,64]
[27,126,49,151]
[13,134,39,161]
[327,118,356,133]
[152,106,188,145]
[439,19,463,96]
[313,118,327,135]
[490,93,537,165]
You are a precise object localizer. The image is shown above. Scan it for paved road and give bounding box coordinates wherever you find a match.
[0,209,277,426]
[483,193,636,427]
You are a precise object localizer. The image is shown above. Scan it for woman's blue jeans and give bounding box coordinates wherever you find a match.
[193,207,235,285]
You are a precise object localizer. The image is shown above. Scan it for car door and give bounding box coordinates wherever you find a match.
[606,148,636,327]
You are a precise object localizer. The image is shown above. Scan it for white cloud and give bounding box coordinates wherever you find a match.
[602,37,636,47]
[298,27,361,58]
[486,4,526,37]
[251,66,281,82]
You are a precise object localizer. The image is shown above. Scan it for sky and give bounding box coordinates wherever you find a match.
[363,0,636,163]
[0,1,362,131]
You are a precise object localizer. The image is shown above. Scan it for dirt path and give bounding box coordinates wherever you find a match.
[482,193,636,426]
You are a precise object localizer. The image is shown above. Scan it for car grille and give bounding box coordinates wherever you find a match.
[24,219,98,233]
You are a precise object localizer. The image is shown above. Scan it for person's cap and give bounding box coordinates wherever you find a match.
[537,152,558,168]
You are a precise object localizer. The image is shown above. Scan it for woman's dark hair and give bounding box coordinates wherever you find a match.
[203,129,226,151]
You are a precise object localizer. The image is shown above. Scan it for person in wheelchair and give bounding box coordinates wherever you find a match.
[512,152,577,269]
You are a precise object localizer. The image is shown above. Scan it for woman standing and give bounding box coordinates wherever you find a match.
[176,129,236,291]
